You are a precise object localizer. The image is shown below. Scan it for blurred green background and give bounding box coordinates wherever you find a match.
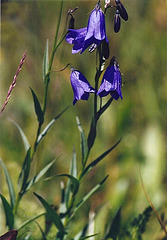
[0,0,167,239]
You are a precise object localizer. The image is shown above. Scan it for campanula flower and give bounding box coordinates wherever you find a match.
[81,2,109,53]
[70,68,95,105]
[66,2,109,54]
[97,57,123,100]
[66,27,87,54]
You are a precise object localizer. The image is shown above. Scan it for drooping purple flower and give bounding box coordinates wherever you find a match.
[66,27,87,54]
[80,2,109,53]
[97,57,123,100]
[66,2,109,54]
[70,68,95,105]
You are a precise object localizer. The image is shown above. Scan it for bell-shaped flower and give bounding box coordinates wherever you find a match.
[97,57,123,100]
[80,2,109,53]
[70,68,95,105]
[66,2,109,54]
[66,27,87,54]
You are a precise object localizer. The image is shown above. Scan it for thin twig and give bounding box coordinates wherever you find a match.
[0,52,26,115]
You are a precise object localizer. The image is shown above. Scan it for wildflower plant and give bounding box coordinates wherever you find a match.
[1,0,166,240]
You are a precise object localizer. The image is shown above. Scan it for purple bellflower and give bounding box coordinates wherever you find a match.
[66,2,108,54]
[70,68,95,105]
[97,57,123,100]
[66,27,87,54]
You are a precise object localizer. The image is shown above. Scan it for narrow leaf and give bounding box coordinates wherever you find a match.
[0,194,14,230]
[76,116,87,166]
[81,139,121,178]
[8,118,30,152]
[71,176,109,219]
[56,174,79,195]
[0,230,17,240]
[24,158,57,193]
[18,148,31,195]
[35,221,47,240]
[30,88,44,125]
[37,106,70,145]
[43,39,49,83]
[105,207,121,240]
[73,224,88,240]
[17,212,45,231]
[79,234,99,240]
[70,147,77,178]
[34,192,65,233]
[65,148,77,207]
[0,158,15,209]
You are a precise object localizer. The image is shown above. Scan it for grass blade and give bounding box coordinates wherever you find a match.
[81,138,121,178]
[34,192,65,233]
[0,158,15,209]
[76,116,88,166]
[71,175,109,220]
[37,106,70,145]
[43,39,49,83]
[24,158,57,193]
[17,212,45,231]
[0,194,14,230]
[30,88,44,125]
[18,148,31,195]
[8,118,30,152]
[65,148,77,207]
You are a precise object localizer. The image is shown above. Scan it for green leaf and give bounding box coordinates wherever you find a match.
[56,174,79,195]
[104,207,121,240]
[0,194,14,230]
[17,212,45,231]
[65,148,77,207]
[81,138,121,178]
[43,39,49,83]
[24,158,57,193]
[79,234,99,240]
[70,147,77,178]
[76,116,87,166]
[30,88,44,125]
[37,106,70,145]
[35,221,47,240]
[0,158,15,209]
[87,117,96,152]
[71,175,109,219]
[18,148,31,196]
[8,118,30,152]
[34,192,65,233]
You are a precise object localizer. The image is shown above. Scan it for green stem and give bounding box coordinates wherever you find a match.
[13,194,21,216]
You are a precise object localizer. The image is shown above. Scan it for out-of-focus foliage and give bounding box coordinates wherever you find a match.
[0,0,167,239]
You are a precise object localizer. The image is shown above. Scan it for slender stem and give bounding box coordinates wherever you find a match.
[13,194,21,215]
